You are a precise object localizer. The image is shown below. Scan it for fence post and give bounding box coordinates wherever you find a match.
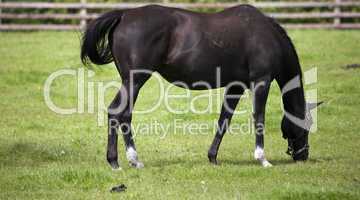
[80,0,87,30]
[334,0,341,28]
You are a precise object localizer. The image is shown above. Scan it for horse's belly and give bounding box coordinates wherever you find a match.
[157,62,249,90]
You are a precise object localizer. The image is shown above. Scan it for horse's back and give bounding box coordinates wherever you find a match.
[112,5,288,88]
[162,5,284,85]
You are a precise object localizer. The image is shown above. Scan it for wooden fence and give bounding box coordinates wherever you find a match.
[0,0,360,30]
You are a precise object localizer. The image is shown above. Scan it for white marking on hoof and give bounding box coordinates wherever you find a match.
[254,147,265,160]
[126,147,138,161]
[135,161,144,168]
[128,161,144,169]
[126,147,144,169]
[254,147,273,167]
[261,160,273,167]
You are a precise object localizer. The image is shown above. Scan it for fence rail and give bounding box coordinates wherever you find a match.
[1,2,360,9]
[0,1,360,30]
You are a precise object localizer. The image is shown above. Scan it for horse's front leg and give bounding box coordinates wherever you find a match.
[208,86,243,164]
[252,76,272,167]
[107,74,150,169]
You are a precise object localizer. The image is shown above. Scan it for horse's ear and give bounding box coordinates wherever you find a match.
[307,101,324,110]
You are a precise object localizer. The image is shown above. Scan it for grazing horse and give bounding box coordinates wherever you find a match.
[81,4,321,169]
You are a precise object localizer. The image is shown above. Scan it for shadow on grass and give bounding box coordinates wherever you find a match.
[0,142,64,167]
[222,157,333,166]
[146,157,284,168]
[0,142,332,169]
[145,156,331,168]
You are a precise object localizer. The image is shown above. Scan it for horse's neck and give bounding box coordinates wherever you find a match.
[277,72,306,119]
[283,86,305,119]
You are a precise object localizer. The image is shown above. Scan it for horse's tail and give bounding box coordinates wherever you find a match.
[81,10,125,66]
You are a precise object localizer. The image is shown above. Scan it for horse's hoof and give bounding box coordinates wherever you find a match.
[135,161,144,168]
[129,161,144,169]
[261,160,273,167]
[208,151,219,165]
[112,167,122,171]
[208,157,218,165]
[210,161,218,165]
[109,161,121,170]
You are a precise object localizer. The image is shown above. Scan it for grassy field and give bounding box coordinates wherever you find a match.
[0,30,359,199]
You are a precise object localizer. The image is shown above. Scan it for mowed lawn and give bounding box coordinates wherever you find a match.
[0,30,359,200]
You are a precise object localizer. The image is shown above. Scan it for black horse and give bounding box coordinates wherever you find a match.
[81,4,321,169]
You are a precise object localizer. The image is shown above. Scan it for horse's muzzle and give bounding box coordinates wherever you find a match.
[292,148,309,161]
[287,139,309,161]
[286,144,309,161]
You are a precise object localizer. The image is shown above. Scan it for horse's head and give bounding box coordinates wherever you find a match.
[282,101,323,161]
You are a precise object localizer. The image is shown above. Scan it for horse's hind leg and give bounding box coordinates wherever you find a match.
[208,86,244,164]
[252,75,272,167]
[107,72,151,169]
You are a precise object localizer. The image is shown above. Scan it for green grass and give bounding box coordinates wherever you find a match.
[0,30,360,199]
